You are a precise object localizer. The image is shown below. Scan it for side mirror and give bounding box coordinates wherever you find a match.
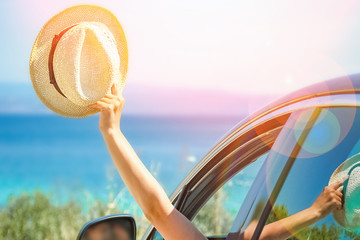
[76,214,136,240]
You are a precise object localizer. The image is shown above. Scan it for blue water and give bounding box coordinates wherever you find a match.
[0,114,243,210]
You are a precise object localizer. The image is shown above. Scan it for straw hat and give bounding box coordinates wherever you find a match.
[29,5,128,118]
[328,152,360,230]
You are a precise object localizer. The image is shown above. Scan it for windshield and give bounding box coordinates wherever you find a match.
[231,106,360,239]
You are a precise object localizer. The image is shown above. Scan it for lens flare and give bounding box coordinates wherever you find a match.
[294,109,340,155]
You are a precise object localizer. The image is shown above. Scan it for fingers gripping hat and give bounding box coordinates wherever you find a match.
[29,5,128,117]
[328,152,360,230]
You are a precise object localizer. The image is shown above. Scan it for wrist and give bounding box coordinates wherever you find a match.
[307,206,323,221]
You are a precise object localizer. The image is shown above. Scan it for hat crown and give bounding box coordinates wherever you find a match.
[29,4,128,117]
[329,153,360,229]
[344,163,360,228]
[53,21,121,106]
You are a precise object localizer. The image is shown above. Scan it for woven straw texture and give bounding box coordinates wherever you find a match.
[29,5,128,118]
[329,153,360,230]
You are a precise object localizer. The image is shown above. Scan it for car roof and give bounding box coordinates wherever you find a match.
[142,73,360,239]
[181,72,360,191]
[233,72,360,133]
[184,73,360,189]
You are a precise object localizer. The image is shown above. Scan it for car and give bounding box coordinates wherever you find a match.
[77,73,360,240]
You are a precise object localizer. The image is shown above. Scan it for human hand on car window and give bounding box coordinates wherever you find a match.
[87,82,125,135]
[244,180,346,240]
[310,181,344,220]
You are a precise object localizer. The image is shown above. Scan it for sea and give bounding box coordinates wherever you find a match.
[0,113,244,212]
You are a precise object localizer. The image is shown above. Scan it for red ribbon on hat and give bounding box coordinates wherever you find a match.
[48,24,79,98]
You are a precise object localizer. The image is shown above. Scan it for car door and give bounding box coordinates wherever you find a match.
[143,110,288,239]
[142,93,360,240]
[229,105,360,239]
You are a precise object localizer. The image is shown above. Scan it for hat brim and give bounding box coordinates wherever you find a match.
[29,4,128,118]
[329,152,360,229]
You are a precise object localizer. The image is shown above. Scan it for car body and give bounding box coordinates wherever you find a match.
[140,73,360,239]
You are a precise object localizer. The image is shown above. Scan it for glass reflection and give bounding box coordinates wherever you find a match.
[235,107,360,239]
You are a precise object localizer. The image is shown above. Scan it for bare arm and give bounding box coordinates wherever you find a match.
[88,83,207,240]
[243,181,344,240]
[258,207,322,240]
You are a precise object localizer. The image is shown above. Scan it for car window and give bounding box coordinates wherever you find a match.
[191,153,268,237]
[238,107,360,239]
[151,153,269,240]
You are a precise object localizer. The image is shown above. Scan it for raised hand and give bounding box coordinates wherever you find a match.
[310,181,344,219]
[87,82,125,135]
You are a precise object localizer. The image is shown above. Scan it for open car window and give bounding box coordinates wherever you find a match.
[152,153,269,240]
[191,153,268,237]
[229,106,360,239]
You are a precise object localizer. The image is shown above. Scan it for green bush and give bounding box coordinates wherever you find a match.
[192,187,233,236]
[267,204,360,240]
[0,191,84,240]
[2,190,360,239]
[0,191,149,240]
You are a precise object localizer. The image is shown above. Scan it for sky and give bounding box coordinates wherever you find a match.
[1,0,360,115]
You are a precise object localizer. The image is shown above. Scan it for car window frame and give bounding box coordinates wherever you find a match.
[142,93,360,240]
[146,120,287,240]
[227,105,360,240]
